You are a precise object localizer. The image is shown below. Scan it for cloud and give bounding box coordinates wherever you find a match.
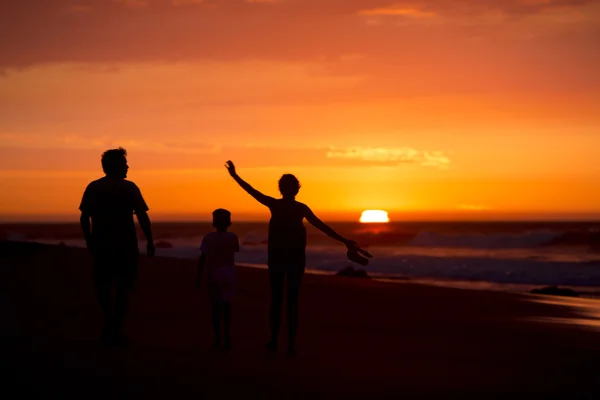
[358,6,436,18]
[458,204,490,211]
[378,0,594,17]
[0,133,221,154]
[326,147,451,169]
[1,0,597,64]
[0,0,598,97]
[0,137,454,172]
[172,0,204,5]
[114,0,149,9]
[66,4,92,14]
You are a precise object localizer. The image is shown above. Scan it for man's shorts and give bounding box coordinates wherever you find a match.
[93,250,139,291]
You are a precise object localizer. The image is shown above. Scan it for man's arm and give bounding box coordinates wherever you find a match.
[303,205,351,246]
[225,161,275,207]
[80,211,94,254]
[132,183,155,257]
[79,185,94,254]
[136,211,155,257]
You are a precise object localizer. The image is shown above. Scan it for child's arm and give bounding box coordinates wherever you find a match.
[197,253,207,288]
[197,235,209,288]
[234,234,240,253]
[225,161,276,207]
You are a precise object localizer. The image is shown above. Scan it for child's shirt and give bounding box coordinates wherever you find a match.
[200,232,240,284]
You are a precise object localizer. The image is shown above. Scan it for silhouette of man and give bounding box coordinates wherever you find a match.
[80,148,155,343]
[225,161,370,355]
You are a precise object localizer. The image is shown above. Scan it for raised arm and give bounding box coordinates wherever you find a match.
[225,161,275,207]
[303,204,352,246]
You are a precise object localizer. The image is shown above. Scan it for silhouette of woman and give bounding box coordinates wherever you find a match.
[225,161,371,355]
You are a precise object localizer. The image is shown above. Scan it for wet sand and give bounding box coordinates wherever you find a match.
[1,241,600,398]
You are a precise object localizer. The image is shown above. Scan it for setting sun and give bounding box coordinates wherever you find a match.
[1,0,600,223]
[359,210,390,223]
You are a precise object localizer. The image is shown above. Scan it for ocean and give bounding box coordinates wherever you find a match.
[3,221,600,293]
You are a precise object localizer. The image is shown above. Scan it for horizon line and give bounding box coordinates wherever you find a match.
[2,218,600,224]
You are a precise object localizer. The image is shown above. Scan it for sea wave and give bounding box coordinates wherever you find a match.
[152,243,600,287]
[11,237,600,287]
[4,221,600,288]
[357,229,598,249]
[2,222,599,250]
[406,230,564,249]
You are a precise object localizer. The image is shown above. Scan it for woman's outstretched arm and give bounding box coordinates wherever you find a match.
[303,204,352,245]
[225,161,275,207]
[303,204,373,260]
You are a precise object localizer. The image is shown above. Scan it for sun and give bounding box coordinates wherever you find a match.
[359,210,390,223]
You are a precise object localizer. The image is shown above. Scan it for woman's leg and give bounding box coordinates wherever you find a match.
[285,264,305,353]
[268,265,285,350]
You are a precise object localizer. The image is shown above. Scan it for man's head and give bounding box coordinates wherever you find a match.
[278,174,301,198]
[212,208,232,230]
[101,148,128,179]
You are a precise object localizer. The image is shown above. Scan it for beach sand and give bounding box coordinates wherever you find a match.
[1,241,600,398]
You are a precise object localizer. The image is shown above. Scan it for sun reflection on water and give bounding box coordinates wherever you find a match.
[529,296,600,332]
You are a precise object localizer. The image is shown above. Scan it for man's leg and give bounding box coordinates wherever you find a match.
[285,264,305,354]
[113,254,137,342]
[92,257,113,341]
[113,285,130,341]
[267,265,285,351]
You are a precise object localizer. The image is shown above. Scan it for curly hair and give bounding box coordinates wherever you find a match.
[278,174,301,197]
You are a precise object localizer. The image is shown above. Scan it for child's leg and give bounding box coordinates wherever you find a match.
[211,303,221,346]
[223,302,232,349]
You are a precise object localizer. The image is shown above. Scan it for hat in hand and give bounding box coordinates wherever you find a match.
[346,243,373,266]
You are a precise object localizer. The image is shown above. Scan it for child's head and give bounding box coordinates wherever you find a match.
[212,208,232,230]
[278,174,301,198]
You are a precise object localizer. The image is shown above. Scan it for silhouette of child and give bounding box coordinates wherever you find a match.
[197,209,239,350]
[225,161,371,355]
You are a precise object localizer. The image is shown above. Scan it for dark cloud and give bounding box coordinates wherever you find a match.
[0,0,598,96]
[0,0,597,67]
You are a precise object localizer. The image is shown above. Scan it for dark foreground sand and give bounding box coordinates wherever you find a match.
[1,241,600,399]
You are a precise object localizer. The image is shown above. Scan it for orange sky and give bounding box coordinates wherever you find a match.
[1,0,599,221]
